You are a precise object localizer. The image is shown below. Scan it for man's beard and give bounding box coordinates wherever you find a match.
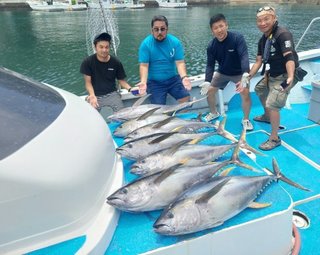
[155,35,165,42]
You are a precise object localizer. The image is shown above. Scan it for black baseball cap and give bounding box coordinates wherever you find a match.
[93,32,112,44]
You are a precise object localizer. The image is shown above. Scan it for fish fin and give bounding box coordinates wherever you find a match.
[165,139,193,156]
[215,116,238,143]
[227,141,261,173]
[189,138,201,145]
[132,94,151,107]
[219,167,235,176]
[195,178,229,204]
[136,107,162,120]
[215,118,263,160]
[212,221,224,227]
[240,163,260,173]
[189,96,208,106]
[162,97,207,115]
[241,144,264,157]
[152,116,176,128]
[154,164,182,184]
[179,157,190,165]
[198,131,219,143]
[196,112,202,121]
[171,126,184,132]
[238,128,264,158]
[271,158,310,191]
[148,132,177,144]
[248,201,272,209]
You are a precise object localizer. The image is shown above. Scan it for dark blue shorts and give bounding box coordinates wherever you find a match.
[147,75,190,105]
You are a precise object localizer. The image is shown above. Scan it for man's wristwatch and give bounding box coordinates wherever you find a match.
[128,87,132,92]
[181,75,188,80]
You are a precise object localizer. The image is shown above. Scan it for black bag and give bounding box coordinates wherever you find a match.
[295,67,308,81]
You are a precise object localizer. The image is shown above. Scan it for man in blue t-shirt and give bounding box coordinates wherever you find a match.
[137,15,191,105]
[199,14,253,131]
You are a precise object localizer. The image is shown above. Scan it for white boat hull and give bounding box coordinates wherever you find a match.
[27,1,87,11]
[158,1,187,8]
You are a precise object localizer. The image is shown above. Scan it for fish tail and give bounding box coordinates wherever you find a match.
[271,158,310,191]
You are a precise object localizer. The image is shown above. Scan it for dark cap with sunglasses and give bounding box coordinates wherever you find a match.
[256,6,276,17]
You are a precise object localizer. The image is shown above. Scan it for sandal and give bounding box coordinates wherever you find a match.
[253,115,270,124]
[259,137,281,151]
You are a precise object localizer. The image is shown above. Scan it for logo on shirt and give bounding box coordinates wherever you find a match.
[228,49,235,52]
[108,68,115,71]
[284,40,292,48]
[170,48,175,58]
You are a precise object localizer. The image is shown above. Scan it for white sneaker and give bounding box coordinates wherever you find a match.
[204,112,220,122]
[242,119,254,131]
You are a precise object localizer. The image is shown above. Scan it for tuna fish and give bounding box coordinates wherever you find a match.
[153,158,309,236]
[116,132,217,160]
[106,162,232,212]
[130,143,237,176]
[125,116,216,141]
[113,110,170,137]
[108,96,207,122]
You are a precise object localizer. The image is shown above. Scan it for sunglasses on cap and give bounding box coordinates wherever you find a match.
[256,6,275,13]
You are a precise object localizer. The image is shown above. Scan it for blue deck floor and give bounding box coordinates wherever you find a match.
[106,93,320,255]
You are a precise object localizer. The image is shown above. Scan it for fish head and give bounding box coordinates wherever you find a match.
[153,199,201,236]
[130,159,151,175]
[113,123,131,137]
[116,142,138,160]
[130,155,162,175]
[127,128,143,139]
[107,182,150,211]
[107,109,129,122]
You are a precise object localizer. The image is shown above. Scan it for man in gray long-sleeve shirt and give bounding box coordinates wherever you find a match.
[199,13,253,131]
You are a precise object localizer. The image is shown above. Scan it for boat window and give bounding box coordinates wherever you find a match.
[0,68,66,160]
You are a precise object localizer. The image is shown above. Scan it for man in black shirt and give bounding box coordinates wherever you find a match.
[199,14,253,131]
[80,32,136,114]
[248,6,299,150]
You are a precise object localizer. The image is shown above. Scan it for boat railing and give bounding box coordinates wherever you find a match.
[296,17,320,51]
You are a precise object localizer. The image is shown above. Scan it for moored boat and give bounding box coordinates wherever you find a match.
[125,0,145,9]
[87,0,127,9]
[26,0,87,11]
[156,0,187,8]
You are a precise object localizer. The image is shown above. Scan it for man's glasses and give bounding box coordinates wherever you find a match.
[153,27,167,33]
[256,6,274,13]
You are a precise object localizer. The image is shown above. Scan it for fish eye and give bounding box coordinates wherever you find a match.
[141,160,145,163]
[128,144,133,148]
[122,188,128,194]
[167,212,174,218]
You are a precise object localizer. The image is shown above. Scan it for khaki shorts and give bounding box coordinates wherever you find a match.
[254,73,297,111]
[211,72,242,89]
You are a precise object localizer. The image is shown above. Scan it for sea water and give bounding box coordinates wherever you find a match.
[0,5,319,95]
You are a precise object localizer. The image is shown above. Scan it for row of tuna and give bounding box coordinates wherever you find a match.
[106,97,309,236]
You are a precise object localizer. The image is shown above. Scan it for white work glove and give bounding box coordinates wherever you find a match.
[199,81,211,95]
[240,72,250,88]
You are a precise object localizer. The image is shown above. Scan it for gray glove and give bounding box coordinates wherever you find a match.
[199,81,211,95]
